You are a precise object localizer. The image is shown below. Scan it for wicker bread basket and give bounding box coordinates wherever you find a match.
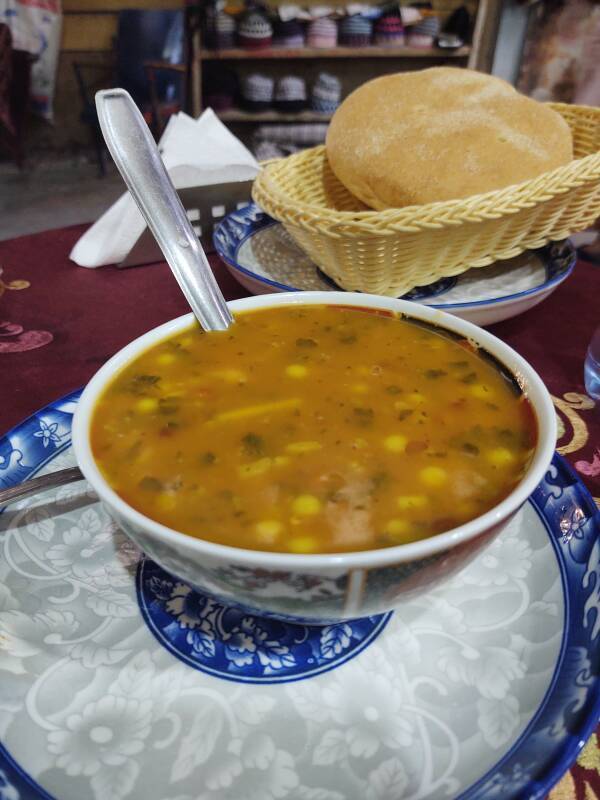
[252,102,600,296]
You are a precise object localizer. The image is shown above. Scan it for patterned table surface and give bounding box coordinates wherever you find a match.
[0,224,599,798]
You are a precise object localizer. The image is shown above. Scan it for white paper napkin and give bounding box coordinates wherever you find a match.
[70,108,260,268]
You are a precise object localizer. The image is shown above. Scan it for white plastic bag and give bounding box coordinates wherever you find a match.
[0,0,62,121]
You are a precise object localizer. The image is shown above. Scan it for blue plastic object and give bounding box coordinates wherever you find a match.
[584,326,600,401]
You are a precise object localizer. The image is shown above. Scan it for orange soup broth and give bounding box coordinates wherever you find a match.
[90,305,537,554]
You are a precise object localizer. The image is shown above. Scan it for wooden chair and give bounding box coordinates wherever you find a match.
[0,23,35,168]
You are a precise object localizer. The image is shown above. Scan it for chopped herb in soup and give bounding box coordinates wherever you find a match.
[90,305,536,554]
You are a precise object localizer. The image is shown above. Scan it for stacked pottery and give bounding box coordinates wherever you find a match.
[306,17,338,48]
[238,9,273,49]
[373,13,405,46]
[339,15,372,46]
[274,76,308,112]
[272,18,305,48]
[311,72,342,114]
[407,15,440,48]
[241,73,274,111]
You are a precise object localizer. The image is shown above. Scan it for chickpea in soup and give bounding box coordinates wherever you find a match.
[90,305,536,554]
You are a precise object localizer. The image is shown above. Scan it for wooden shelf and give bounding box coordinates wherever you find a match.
[199,45,471,61]
[191,1,502,122]
[217,108,333,123]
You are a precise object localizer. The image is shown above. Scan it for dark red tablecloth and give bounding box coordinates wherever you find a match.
[1,225,599,798]
[1,225,599,503]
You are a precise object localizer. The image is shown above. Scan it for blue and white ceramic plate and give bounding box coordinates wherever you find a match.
[0,393,599,800]
[214,205,576,327]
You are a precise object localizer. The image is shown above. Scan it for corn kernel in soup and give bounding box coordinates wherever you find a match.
[90,306,536,554]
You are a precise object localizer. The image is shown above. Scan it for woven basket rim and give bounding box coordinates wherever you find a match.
[253,102,600,233]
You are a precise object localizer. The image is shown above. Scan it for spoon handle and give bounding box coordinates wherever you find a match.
[0,467,85,508]
[95,88,233,332]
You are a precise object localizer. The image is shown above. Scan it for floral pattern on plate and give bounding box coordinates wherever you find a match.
[138,559,390,683]
[0,394,598,800]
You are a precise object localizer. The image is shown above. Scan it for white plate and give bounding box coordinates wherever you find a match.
[0,392,598,800]
[214,205,576,326]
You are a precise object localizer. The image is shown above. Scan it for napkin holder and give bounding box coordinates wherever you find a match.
[118,180,254,268]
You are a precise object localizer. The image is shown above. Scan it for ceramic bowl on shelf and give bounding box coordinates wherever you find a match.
[71,292,556,624]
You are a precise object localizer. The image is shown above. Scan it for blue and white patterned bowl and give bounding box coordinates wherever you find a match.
[71,292,556,624]
[214,204,577,326]
[0,391,598,799]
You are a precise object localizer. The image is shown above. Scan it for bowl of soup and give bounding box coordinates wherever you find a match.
[71,291,556,623]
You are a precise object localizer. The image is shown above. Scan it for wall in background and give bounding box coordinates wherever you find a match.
[26,0,481,158]
[517,0,600,105]
[258,0,478,14]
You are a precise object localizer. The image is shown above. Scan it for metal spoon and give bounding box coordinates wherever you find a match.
[0,467,84,508]
[2,89,234,508]
[95,88,233,332]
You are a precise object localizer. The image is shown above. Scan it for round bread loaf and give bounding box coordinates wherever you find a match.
[325,67,573,209]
